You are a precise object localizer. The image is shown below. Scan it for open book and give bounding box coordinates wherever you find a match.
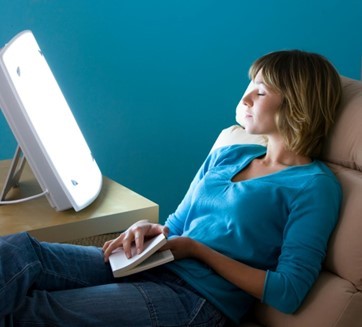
[109,233,174,278]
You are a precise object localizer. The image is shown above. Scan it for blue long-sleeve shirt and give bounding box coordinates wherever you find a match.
[165,144,341,324]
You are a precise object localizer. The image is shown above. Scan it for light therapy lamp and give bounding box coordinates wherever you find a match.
[0,30,102,211]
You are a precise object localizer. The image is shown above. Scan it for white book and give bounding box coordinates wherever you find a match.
[109,233,174,278]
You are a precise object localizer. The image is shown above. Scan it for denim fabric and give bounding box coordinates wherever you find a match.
[0,233,228,327]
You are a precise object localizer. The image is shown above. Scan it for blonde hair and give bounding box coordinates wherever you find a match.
[249,50,342,157]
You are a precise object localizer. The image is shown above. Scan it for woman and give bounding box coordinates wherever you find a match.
[1,50,342,326]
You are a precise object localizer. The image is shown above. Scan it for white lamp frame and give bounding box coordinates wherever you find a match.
[0,30,102,211]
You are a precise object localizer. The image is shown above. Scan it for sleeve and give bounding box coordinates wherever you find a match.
[164,148,224,237]
[261,174,342,313]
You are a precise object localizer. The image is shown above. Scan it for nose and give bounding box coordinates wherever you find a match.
[242,93,252,107]
[241,81,254,107]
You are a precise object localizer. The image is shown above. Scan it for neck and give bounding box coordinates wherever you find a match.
[262,137,311,167]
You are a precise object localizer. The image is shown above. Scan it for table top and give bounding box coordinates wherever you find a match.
[0,160,158,240]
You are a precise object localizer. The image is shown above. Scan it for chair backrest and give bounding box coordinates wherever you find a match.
[320,77,362,291]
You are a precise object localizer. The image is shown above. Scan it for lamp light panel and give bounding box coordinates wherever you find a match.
[0,30,102,211]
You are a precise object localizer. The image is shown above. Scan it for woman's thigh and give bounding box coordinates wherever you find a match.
[13,269,228,327]
[32,237,116,290]
[1,232,116,320]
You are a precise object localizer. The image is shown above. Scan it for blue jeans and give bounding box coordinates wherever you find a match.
[0,232,228,327]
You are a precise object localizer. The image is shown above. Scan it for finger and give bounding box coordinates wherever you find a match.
[134,230,144,255]
[103,235,124,262]
[102,239,113,252]
[162,226,170,238]
[122,234,134,259]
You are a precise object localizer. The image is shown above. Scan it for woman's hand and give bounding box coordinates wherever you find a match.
[102,220,168,262]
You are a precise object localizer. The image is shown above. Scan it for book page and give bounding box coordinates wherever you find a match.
[109,233,168,274]
[113,249,174,278]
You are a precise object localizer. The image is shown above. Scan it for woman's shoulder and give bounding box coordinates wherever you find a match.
[293,160,342,200]
[305,160,340,183]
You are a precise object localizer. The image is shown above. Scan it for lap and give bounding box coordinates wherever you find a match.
[13,268,228,327]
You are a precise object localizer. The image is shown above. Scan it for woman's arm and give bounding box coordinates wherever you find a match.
[261,174,342,313]
[163,236,266,300]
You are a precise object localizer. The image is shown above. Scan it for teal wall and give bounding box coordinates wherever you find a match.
[1,1,361,222]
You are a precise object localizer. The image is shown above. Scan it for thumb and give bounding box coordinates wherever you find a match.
[162,225,170,238]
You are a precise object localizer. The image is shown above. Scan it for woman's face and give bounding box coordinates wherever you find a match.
[236,71,282,136]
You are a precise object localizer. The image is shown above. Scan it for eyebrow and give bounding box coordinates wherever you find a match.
[254,80,266,86]
[253,82,268,91]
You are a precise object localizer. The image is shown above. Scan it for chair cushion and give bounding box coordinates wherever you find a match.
[211,125,267,152]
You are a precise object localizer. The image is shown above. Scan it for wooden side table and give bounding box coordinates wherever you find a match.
[0,160,159,242]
